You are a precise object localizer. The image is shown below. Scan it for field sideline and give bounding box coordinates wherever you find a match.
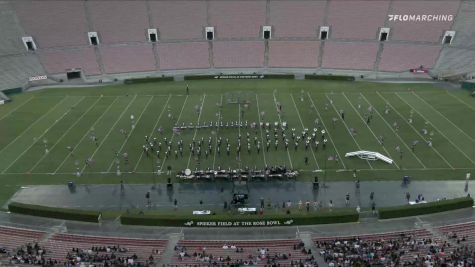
[0,79,474,207]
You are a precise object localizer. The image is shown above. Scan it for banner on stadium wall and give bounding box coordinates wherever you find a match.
[214,74,264,79]
[184,219,293,227]
[29,75,48,82]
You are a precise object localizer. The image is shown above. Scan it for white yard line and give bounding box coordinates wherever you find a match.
[306,92,347,170]
[395,92,475,165]
[1,97,85,174]
[212,95,223,169]
[132,95,172,172]
[377,92,454,169]
[29,96,103,172]
[0,96,69,155]
[255,94,268,167]
[0,96,34,121]
[186,94,207,169]
[342,92,399,169]
[446,91,475,112]
[359,93,426,169]
[53,97,119,174]
[290,94,320,170]
[271,91,293,169]
[106,96,154,172]
[80,95,138,173]
[159,95,189,172]
[412,92,475,144]
[324,93,372,169]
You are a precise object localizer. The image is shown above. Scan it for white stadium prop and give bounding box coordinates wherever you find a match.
[345,150,394,164]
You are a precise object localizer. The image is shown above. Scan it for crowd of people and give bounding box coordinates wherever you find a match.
[315,233,461,266]
[0,242,157,267]
[174,241,319,267]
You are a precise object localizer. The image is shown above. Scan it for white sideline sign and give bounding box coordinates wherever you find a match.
[29,75,47,82]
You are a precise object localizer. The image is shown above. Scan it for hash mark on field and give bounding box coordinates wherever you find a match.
[376,92,453,169]
[186,94,207,169]
[359,93,426,169]
[212,95,223,169]
[325,93,373,169]
[133,95,172,172]
[159,95,189,172]
[0,96,34,121]
[255,94,268,167]
[306,92,346,170]
[53,97,119,174]
[0,96,69,156]
[290,94,320,170]
[272,91,293,169]
[342,92,399,169]
[81,95,138,173]
[30,96,103,173]
[2,97,85,174]
[412,91,475,144]
[106,96,154,172]
[395,93,475,165]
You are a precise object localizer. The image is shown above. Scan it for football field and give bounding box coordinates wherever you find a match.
[0,79,474,207]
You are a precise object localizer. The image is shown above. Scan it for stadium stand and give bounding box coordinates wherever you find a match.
[14,1,89,48]
[314,229,457,266]
[434,0,475,77]
[322,42,379,70]
[327,0,390,40]
[209,1,266,39]
[44,234,167,265]
[213,41,265,68]
[268,1,325,38]
[38,48,101,76]
[88,1,149,44]
[150,1,207,41]
[268,41,320,68]
[100,45,156,74]
[0,54,45,90]
[379,44,441,72]
[388,0,460,43]
[158,42,210,70]
[0,226,45,251]
[0,1,29,56]
[172,239,316,266]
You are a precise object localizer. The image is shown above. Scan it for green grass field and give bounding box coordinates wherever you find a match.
[0,79,474,207]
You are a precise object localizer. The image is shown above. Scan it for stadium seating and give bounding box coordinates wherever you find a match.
[327,0,390,40]
[388,0,459,43]
[0,226,45,251]
[0,2,29,56]
[435,0,475,77]
[322,42,379,70]
[100,45,157,74]
[88,1,149,44]
[314,229,455,266]
[172,239,314,266]
[0,54,45,90]
[43,233,167,264]
[158,42,210,70]
[14,1,89,48]
[269,1,325,38]
[38,48,101,76]
[268,41,320,68]
[213,41,265,68]
[209,1,266,39]
[379,44,441,72]
[150,1,207,41]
